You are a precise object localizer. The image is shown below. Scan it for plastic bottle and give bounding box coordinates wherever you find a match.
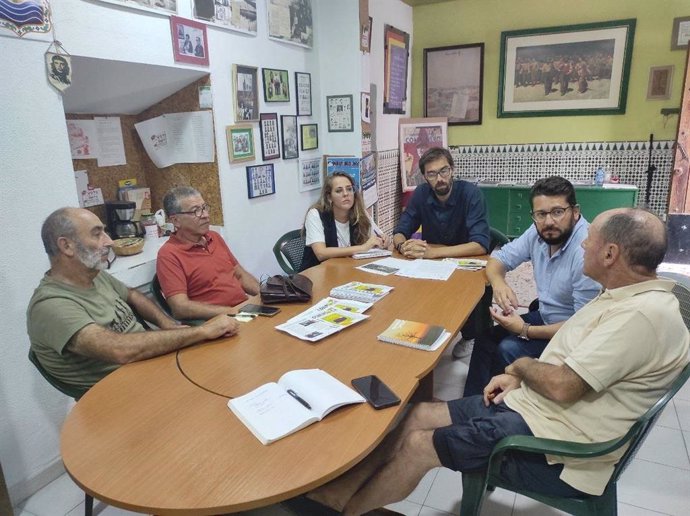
[140,212,158,240]
[594,167,605,187]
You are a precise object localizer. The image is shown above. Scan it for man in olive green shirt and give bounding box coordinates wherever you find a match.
[27,207,239,391]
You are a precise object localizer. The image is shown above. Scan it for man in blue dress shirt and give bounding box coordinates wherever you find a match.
[392,147,491,353]
[463,176,601,396]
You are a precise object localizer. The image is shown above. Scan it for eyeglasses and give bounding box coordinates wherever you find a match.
[424,166,452,180]
[176,203,211,218]
[530,205,575,222]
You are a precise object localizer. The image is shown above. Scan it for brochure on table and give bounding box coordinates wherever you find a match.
[275,297,372,342]
[356,257,457,280]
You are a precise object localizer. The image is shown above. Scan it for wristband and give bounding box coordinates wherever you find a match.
[396,242,404,253]
[518,322,531,340]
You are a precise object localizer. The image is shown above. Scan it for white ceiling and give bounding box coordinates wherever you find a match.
[62,56,208,115]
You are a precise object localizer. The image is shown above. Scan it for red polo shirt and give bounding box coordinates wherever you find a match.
[156,230,248,307]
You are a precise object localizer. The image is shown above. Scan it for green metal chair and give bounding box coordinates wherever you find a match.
[150,274,204,326]
[273,229,305,274]
[489,227,509,252]
[459,282,690,516]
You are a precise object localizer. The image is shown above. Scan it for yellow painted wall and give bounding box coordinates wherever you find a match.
[412,0,688,144]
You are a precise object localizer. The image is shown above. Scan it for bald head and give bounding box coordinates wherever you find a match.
[596,208,667,273]
[41,208,105,259]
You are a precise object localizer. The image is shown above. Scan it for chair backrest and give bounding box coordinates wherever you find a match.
[151,273,173,316]
[489,227,509,252]
[671,281,690,331]
[28,349,88,401]
[273,229,305,274]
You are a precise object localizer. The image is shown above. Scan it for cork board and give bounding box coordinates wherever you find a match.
[68,75,224,226]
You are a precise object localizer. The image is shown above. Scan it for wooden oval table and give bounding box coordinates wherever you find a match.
[61,257,486,514]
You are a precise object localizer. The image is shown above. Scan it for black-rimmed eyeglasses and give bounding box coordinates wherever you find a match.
[424,166,452,180]
[176,203,211,218]
[530,205,575,222]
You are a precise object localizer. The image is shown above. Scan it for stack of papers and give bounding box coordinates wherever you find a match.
[357,258,457,281]
[330,281,394,304]
[275,297,371,342]
[352,249,393,259]
[442,258,487,271]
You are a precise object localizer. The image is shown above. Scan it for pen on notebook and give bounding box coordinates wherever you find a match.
[287,389,311,409]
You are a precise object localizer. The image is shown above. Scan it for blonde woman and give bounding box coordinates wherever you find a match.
[301,172,387,270]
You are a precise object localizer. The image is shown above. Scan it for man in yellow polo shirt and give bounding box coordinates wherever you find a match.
[306,207,689,516]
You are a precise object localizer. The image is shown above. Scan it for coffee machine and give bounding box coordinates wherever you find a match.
[105,201,141,238]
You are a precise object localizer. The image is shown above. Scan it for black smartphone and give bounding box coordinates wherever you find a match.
[351,375,401,410]
[239,304,281,317]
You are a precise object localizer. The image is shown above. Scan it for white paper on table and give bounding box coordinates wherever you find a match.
[135,111,216,168]
[67,120,99,159]
[74,170,89,208]
[395,259,457,281]
[95,117,127,167]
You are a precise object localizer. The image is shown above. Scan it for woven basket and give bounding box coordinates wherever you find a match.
[112,237,145,256]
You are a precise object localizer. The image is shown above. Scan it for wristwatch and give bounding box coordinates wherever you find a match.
[396,241,404,253]
[518,322,531,340]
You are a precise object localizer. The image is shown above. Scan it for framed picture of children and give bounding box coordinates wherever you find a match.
[259,113,281,160]
[226,124,255,163]
[246,164,276,199]
[262,68,290,102]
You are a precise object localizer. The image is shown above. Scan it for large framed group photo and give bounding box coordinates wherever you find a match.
[498,19,636,118]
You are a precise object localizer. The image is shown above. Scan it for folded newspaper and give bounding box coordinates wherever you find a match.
[275,297,372,342]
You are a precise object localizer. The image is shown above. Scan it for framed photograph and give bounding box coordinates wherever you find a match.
[424,43,484,126]
[399,117,448,192]
[262,68,290,102]
[672,16,690,50]
[383,24,410,114]
[327,95,354,132]
[300,123,318,151]
[647,65,674,100]
[267,0,313,48]
[281,115,299,159]
[361,92,371,123]
[295,72,312,116]
[170,16,209,66]
[259,113,281,160]
[232,64,259,122]
[192,0,257,36]
[226,125,255,163]
[95,0,176,16]
[498,19,636,118]
[246,164,276,199]
[299,157,322,192]
[360,16,373,53]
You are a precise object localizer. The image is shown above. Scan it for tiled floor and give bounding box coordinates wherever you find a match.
[13,343,690,516]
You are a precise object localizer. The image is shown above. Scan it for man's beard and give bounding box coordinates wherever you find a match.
[433,181,451,197]
[76,241,109,270]
[538,224,574,246]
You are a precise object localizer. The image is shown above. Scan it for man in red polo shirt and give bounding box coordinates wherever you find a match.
[157,187,260,320]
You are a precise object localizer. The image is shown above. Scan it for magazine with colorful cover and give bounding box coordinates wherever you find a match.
[377,319,450,351]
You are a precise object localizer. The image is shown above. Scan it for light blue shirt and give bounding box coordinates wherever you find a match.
[491,216,600,325]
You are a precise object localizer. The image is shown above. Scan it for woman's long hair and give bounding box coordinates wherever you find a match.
[307,172,371,244]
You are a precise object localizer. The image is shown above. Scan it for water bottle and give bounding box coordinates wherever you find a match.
[594,167,605,187]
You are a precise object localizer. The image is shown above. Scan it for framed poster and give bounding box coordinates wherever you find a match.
[226,124,255,163]
[647,66,674,100]
[327,95,354,132]
[232,64,259,122]
[192,0,257,36]
[424,43,484,126]
[298,157,322,192]
[671,16,690,50]
[246,164,276,199]
[399,117,448,192]
[259,113,281,160]
[300,123,318,151]
[267,0,313,48]
[262,68,290,102]
[281,115,299,159]
[95,0,176,16]
[498,19,636,118]
[170,15,209,66]
[295,71,312,116]
[383,24,410,114]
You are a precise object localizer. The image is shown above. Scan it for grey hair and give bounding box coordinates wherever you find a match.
[163,186,200,216]
[41,207,78,257]
[599,208,667,272]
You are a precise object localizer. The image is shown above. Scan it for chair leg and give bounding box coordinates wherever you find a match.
[460,471,487,516]
[84,493,93,516]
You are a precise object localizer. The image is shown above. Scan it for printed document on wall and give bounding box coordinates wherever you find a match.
[135,111,216,168]
[95,117,126,167]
